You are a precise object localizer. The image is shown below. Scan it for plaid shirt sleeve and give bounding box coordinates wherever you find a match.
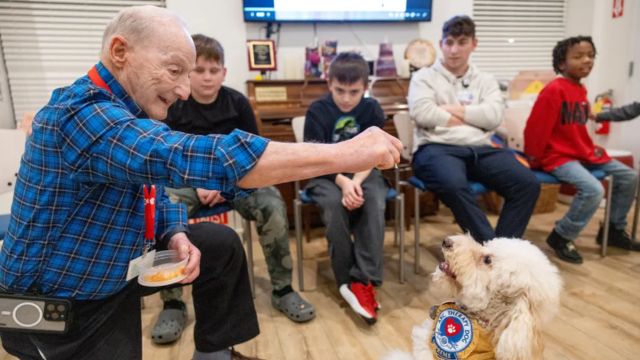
[0,68,270,300]
[155,186,189,247]
[58,95,269,199]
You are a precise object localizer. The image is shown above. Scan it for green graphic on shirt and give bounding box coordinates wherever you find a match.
[333,116,360,142]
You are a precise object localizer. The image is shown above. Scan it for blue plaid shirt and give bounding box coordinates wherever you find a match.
[0,62,269,300]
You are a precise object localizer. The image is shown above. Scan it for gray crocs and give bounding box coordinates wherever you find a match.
[151,307,187,344]
[271,291,316,323]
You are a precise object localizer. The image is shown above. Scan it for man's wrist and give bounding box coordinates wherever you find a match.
[160,226,189,249]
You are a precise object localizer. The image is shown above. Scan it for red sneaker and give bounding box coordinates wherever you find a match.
[371,286,381,311]
[339,282,377,324]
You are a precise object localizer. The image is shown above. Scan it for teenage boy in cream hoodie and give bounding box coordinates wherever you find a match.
[408,15,539,243]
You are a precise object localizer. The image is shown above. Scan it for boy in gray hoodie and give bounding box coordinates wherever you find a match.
[408,15,540,242]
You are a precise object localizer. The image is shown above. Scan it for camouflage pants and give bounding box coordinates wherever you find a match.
[163,186,293,296]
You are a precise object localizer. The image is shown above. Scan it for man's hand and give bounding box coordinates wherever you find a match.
[167,232,201,284]
[196,188,225,207]
[342,127,403,170]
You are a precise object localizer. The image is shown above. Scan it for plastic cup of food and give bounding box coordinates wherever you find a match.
[138,250,188,287]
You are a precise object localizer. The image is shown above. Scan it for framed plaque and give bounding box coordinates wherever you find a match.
[247,39,277,71]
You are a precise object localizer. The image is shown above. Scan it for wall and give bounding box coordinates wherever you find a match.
[419,0,473,56]
[583,0,640,160]
[564,0,595,38]
[166,0,249,97]
[0,44,15,128]
[167,0,473,94]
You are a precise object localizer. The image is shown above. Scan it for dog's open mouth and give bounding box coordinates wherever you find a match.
[439,261,456,279]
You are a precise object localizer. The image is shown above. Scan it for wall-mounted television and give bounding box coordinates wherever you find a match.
[243,0,432,23]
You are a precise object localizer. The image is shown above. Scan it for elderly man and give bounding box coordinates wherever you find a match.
[0,5,401,360]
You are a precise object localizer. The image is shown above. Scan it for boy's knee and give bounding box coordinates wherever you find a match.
[583,182,605,201]
[196,223,243,257]
[621,167,638,185]
[438,179,471,196]
[262,200,287,223]
[518,174,541,198]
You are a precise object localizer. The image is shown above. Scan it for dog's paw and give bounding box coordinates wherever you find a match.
[381,350,415,360]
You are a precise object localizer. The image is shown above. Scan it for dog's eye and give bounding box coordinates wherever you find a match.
[483,255,492,265]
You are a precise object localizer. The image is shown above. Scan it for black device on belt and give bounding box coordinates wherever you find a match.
[0,292,72,334]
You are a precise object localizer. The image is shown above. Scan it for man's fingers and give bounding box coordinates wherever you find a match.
[180,245,201,284]
[178,244,190,260]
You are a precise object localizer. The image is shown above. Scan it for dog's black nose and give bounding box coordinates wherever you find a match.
[442,237,453,249]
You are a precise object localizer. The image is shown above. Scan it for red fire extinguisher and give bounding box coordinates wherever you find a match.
[594,90,613,135]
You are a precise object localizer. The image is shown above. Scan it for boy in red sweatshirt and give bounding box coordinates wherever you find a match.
[524,36,640,264]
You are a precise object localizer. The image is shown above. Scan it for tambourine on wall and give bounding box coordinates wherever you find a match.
[404,39,436,73]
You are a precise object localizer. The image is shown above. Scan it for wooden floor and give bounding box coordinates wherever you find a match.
[1,203,639,359]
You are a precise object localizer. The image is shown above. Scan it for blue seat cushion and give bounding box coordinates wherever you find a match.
[533,171,560,184]
[408,176,488,195]
[190,202,234,219]
[408,176,426,191]
[534,169,608,184]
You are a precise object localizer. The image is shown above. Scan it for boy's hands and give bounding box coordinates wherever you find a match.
[337,176,365,210]
[441,104,466,127]
[196,188,226,207]
[445,116,466,127]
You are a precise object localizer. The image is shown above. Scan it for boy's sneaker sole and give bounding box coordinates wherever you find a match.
[339,284,377,325]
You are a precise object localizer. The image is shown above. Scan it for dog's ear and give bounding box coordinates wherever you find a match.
[495,292,543,360]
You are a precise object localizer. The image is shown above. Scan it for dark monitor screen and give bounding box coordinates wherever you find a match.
[243,0,432,22]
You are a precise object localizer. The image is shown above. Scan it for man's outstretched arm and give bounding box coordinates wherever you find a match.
[238,126,402,188]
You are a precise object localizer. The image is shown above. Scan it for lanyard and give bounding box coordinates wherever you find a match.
[143,185,156,254]
[88,65,112,93]
[88,66,157,253]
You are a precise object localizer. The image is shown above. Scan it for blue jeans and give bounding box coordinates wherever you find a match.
[551,160,638,240]
[412,144,540,242]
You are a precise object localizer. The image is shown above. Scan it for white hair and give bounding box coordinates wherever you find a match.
[384,235,562,360]
[101,5,188,56]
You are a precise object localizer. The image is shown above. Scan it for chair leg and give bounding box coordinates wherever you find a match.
[294,199,305,291]
[414,187,421,274]
[303,207,312,243]
[394,195,399,247]
[394,166,401,247]
[243,219,255,298]
[398,194,405,283]
[601,175,614,257]
[632,165,640,242]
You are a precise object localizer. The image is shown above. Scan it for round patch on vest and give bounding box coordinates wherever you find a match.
[430,302,479,359]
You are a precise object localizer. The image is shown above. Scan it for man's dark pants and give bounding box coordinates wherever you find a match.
[0,222,258,359]
[412,144,540,242]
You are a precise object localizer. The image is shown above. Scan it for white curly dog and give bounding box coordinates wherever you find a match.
[384,234,562,360]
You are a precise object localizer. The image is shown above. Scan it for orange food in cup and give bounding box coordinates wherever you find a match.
[144,266,185,282]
